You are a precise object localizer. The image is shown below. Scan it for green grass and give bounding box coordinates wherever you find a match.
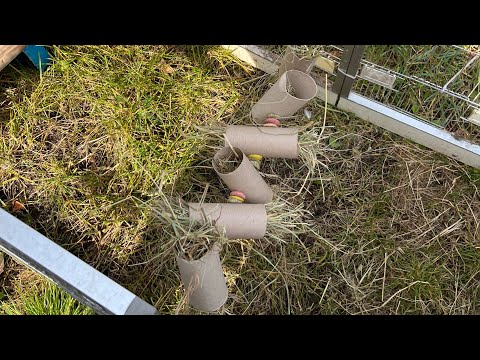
[0,271,93,315]
[0,45,250,313]
[2,45,480,314]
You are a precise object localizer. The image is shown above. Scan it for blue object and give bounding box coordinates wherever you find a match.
[23,45,51,72]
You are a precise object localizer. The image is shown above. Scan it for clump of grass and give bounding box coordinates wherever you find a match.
[133,180,227,264]
[263,45,327,60]
[192,124,226,157]
[176,226,220,261]
[265,192,312,244]
[296,121,331,194]
[298,126,329,171]
[0,270,94,315]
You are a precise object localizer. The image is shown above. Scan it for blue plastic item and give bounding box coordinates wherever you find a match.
[23,45,51,71]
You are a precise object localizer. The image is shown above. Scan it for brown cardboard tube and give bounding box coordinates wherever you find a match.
[213,146,273,204]
[176,243,228,312]
[278,46,316,77]
[224,125,299,159]
[251,70,317,124]
[188,202,267,239]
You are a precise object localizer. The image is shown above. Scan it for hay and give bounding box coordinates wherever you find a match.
[265,190,312,244]
[263,45,328,60]
[137,184,226,263]
[214,148,242,174]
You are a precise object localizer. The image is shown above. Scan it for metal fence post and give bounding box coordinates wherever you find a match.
[332,45,365,105]
[0,208,159,315]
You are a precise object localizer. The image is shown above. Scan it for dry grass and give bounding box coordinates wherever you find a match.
[213,148,242,174]
[2,45,480,315]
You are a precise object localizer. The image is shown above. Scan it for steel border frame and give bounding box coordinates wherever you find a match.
[0,208,158,315]
[332,45,366,103]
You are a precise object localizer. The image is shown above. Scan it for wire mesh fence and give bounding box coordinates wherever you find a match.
[355,45,480,142]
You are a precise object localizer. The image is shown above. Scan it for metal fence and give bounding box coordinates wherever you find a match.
[354,46,480,140]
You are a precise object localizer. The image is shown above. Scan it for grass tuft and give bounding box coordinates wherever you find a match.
[0,270,93,315]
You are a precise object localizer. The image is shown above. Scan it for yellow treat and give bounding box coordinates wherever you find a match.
[248,154,263,162]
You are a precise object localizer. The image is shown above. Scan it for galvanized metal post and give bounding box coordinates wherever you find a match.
[332,45,365,104]
[0,208,159,315]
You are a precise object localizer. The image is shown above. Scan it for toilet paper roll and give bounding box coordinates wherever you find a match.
[213,146,273,204]
[251,70,317,124]
[176,243,228,312]
[224,125,299,159]
[188,202,267,239]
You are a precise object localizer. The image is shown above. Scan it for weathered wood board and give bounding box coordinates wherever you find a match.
[0,45,26,72]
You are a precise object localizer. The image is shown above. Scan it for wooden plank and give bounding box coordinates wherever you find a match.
[222,45,281,74]
[0,45,26,72]
[315,56,335,74]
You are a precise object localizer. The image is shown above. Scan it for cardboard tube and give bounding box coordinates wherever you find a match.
[251,70,317,124]
[224,125,299,159]
[188,202,267,239]
[278,46,316,77]
[213,147,273,204]
[176,243,228,312]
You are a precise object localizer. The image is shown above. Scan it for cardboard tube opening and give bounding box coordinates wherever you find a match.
[213,146,273,204]
[224,125,299,159]
[176,243,228,312]
[286,70,317,100]
[251,70,317,124]
[189,202,267,239]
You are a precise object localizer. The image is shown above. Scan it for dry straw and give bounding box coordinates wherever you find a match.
[138,183,227,262]
[264,45,328,60]
[264,190,312,244]
[143,180,312,246]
